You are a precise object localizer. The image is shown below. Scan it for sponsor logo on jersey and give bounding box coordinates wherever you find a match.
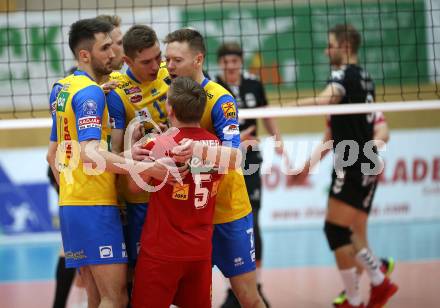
[331,69,345,80]
[206,91,214,99]
[234,257,244,267]
[62,117,73,159]
[117,80,132,89]
[151,88,158,96]
[135,108,152,122]
[250,249,256,262]
[51,101,56,115]
[78,116,102,130]
[163,76,172,85]
[130,94,143,103]
[124,87,141,95]
[65,249,86,260]
[222,124,240,135]
[172,183,189,201]
[221,102,237,119]
[83,99,97,116]
[56,91,70,112]
[62,83,71,91]
[245,93,257,107]
[99,246,113,258]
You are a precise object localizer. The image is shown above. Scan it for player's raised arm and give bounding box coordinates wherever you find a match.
[284,82,344,107]
[373,111,390,149]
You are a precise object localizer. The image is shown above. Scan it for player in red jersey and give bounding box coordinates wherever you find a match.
[130,76,222,308]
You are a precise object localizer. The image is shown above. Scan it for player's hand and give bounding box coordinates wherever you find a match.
[166,162,190,185]
[274,139,284,156]
[158,122,169,133]
[150,122,169,135]
[131,123,145,144]
[286,165,310,186]
[101,80,119,94]
[131,143,152,161]
[172,138,194,164]
[240,125,259,142]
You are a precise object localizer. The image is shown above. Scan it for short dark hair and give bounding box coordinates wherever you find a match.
[68,18,113,58]
[329,24,361,53]
[164,28,206,56]
[217,42,243,60]
[167,76,207,123]
[96,14,121,28]
[123,25,158,59]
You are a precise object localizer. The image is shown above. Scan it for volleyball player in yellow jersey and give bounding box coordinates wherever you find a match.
[165,29,266,308]
[48,15,126,308]
[46,18,184,308]
[106,25,170,268]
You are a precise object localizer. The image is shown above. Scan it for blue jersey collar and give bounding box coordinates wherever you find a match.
[201,77,209,88]
[73,70,95,81]
[127,68,141,84]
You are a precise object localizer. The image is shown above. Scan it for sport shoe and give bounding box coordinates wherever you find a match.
[257,283,271,308]
[221,288,240,308]
[334,298,365,308]
[333,257,395,305]
[379,257,395,277]
[366,277,398,308]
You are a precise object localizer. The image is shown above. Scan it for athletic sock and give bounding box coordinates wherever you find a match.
[356,248,385,286]
[339,267,362,306]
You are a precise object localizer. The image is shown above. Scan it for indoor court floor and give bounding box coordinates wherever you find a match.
[1,219,439,308]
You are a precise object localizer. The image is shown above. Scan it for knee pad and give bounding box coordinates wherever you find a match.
[324,221,352,251]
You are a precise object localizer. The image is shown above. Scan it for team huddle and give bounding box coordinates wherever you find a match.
[47,16,398,308]
[47,17,263,308]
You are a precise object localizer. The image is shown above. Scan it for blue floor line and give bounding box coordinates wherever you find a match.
[1,220,440,282]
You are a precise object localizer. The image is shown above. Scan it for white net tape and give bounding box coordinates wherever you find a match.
[0,100,439,130]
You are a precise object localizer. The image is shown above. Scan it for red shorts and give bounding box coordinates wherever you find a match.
[132,254,212,308]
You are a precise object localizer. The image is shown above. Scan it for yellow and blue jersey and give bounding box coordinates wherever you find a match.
[106,65,170,203]
[199,78,252,224]
[50,70,116,206]
[107,66,170,132]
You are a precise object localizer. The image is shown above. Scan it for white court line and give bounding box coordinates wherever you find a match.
[0,232,61,245]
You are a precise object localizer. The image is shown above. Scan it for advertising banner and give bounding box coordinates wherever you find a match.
[0,129,439,235]
[259,129,440,228]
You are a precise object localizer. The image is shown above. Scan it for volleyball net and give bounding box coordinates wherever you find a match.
[0,0,439,125]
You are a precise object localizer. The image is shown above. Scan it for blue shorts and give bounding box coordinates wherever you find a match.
[212,213,256,278]
[124,202,148,266]
[59,206,127,268]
